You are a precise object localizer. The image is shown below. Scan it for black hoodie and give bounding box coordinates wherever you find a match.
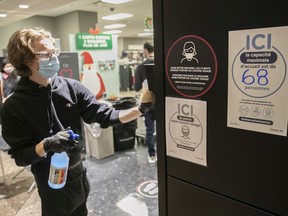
[2,75,120,168]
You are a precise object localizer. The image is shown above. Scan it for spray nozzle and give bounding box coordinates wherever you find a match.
[57,129,80,140]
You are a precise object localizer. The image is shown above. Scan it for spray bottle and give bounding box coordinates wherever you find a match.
[48,129,79,189]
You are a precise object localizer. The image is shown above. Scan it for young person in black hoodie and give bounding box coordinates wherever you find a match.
[2,27,154,216]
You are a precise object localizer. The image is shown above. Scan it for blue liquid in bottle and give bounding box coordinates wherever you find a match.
[48,129,79,189]
[48,152,69,189]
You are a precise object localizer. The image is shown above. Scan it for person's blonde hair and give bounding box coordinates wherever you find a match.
[7,27,55,77]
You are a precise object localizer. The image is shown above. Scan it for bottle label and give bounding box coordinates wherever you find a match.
[49,165,68,185]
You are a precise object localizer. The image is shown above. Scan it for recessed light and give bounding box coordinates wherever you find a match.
[19,4,29,9]
[104,24,126,29]
[103,30,122,34]
[102,13,133,21]
[0,13,7,18]
[137,32,153,37]
[101,0,132,4]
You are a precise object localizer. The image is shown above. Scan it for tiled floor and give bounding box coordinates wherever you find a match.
[85,141,158,216]
[0,91,159,216]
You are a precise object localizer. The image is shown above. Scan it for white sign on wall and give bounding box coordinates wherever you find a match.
[166,97,207,166]
[227,26,288,136]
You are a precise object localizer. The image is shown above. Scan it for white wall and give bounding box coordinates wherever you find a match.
[0,13,151,57]
[0,16,56,54]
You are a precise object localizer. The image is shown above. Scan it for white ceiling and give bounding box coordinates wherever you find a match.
[0,0,153,38]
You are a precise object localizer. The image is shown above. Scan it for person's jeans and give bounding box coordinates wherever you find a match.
[144,110,155,157]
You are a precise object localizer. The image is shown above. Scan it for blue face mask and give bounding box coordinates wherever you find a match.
[38,56,60,79]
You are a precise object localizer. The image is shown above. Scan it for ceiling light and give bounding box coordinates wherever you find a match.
[19,4,29,9]
[137,32,153,37]
[102,13,133,21]
[0,13,7,18]
[103,30,122,34]
[104,24,126,29]
[144,28,153,32]
[101,0,132,4]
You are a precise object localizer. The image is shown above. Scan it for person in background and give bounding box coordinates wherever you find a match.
[134,41,157,163]
[0,59,15,151]
[0,58,20,103]
[0,60,3,123]
[2,27,155,216]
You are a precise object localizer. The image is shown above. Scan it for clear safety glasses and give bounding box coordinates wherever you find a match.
[35,48,60,61]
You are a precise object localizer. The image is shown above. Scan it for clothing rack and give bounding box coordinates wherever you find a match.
[0,139,36,195]
[12,166,36,193]
[0,150,9,198]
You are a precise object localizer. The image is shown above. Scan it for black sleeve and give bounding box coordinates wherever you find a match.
[73,80,121,128]
[2,103,43,166]
[134,63,146,92]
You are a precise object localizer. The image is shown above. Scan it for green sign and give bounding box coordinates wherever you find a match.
[76,33,112,50]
